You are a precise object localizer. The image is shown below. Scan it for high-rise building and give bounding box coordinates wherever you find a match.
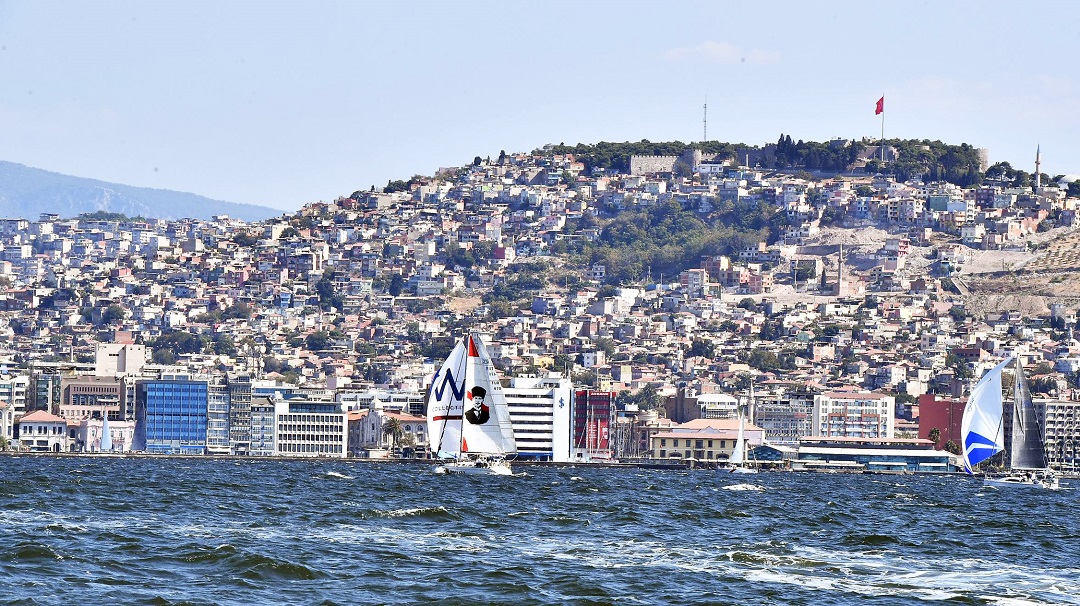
[206,378,231,455]
[227,373,252,455]
[502,374,573,462]
[573,389,615,461]
[135,377,208,454]
[249,396,277,456]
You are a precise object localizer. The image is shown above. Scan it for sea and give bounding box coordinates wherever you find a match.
[1,456,1077,606]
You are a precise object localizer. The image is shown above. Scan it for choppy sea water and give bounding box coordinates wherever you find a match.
[1,456,1077,606]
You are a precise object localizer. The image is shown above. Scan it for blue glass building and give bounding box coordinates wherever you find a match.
[135,378,208,455]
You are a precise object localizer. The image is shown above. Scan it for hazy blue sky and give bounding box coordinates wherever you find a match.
[2,1,1077,211]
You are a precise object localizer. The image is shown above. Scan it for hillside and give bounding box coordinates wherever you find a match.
[0,161,281,222]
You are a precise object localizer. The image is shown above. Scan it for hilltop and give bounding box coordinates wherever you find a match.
[0,161,281,222]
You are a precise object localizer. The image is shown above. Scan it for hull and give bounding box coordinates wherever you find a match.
[983,474,1060,490]
[724,466,758,474]
[434,457,513,476]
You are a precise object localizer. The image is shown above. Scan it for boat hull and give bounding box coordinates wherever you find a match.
[724,466,758,474]
[983,474,1060,490]
[434,458,513,476]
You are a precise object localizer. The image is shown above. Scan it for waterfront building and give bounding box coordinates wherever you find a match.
[350,408,426,458]
[135,377,209,455]
[751,388,815,444]
[792,436,953,472]
[272,399,347,458]
[227,373,252,455]
[17,410,69,452]
[1035,396,1080,472]
[573,389,615,461]
[206,378,231,455]
[503,374,573,462]
[648,418,765,463]
[74,417,136,452]
[249,396,276,456]
[812,391,895,438]
[917,393,964,449]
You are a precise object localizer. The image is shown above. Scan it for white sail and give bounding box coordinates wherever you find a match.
[730,416,746,466]
[459,334,517,456]
[100,413,113,452]
[426,340,468,457]
[960,357,1012,472]
[426,335,516,460]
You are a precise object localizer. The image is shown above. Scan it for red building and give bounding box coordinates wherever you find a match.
[917,394,965,449]
[573,390,614,460]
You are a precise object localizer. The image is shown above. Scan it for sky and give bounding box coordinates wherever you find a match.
[2,1,1078,212]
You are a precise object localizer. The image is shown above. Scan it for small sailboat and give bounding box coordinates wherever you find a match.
[725,415,757,474]
[724,381,757,474]
[960,355,1059,490]
[426,334,517,475]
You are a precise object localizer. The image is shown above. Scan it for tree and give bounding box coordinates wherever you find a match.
[943,440,961,455]
[213,334,237,357]
[928,427,941,448]
[384,179,409,193]
[305,331,331,351]
[688,339,716,359]
[382,417,404,455]
[102,304,125,325]
[945,352,974,379]
[388,273,405,297]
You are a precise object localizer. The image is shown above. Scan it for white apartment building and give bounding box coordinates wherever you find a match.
[273,400,348,458]
[1036,397,1080,470]
[813,391,895,439]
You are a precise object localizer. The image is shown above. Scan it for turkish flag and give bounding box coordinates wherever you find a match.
[875,96,884,115]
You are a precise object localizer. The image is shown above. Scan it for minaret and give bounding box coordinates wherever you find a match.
[1035,145,1042,188]
[837,243,844,296]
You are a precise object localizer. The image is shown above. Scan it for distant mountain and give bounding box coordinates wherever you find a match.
[0,161,281,222]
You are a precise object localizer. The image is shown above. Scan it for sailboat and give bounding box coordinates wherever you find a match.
[426,334,517,475]
[960,355,1059,490]
[724,415,757,474]
[723,381,757,474]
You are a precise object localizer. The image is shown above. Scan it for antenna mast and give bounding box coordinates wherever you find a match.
[703,94,708,142]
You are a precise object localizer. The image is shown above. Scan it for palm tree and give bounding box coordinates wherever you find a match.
[928,427,941,448]
[382,416,404,456]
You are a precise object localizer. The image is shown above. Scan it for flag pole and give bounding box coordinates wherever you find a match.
[879,93,885,163]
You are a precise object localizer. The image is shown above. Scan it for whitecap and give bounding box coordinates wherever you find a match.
[723,483,764,491]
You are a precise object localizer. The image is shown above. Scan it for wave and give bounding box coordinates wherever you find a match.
[722,483,764,491]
